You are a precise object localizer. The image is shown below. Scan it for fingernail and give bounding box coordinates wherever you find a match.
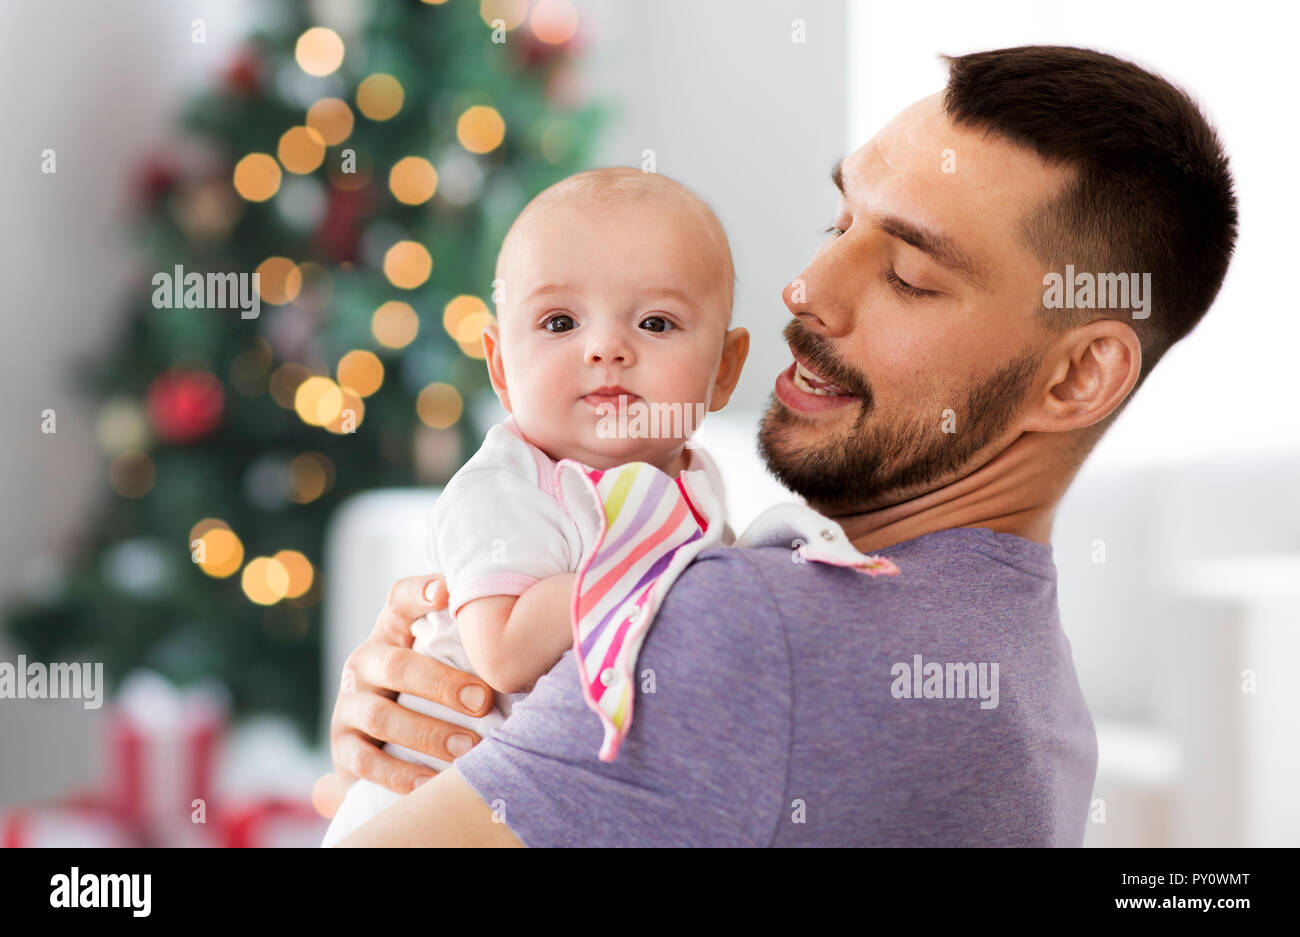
[423,580,441,604]
[413,774,434,788]
[459,685,486,711]
[447,734,473,758]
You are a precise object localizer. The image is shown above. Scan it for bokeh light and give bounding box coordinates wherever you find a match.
[294,376,344,426]
[277,126,326,174]
[383,240,433,289]
[371,300,420,348]
[189,517,229,543]
[336,350,384,397]
[256,257,303,305]
[233,153,281,202]
[480,0,528,30]
[230,339,273,397]
[242,556,290,605]
[194,524,244,579]
[109,451,155,498]
[325,388,365,435]
[289,452,334,503]
[295,262,334,307]
[356,74,404,121]
[455,310,494,358]
[388,157,439,205]
[442,295,493,357]
[457,106,506,154]
[306,98,354,146]
[269,363,311,409]
[273,550,315,599]
[442,295,489,338]
[96,399,148,454]
[176,179,240,240]
[530,0,579,44]
[295,27,345,77]
[417,382,464,429]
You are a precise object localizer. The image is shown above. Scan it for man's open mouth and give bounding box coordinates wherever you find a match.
[792,357,854,397]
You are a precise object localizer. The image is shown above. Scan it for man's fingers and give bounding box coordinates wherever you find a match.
[332,732,439,795]
[349,642,494,717]
[335,692,484,764]
[380,574,449,633]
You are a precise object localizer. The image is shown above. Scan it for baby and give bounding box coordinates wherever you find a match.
[321,167,750,846]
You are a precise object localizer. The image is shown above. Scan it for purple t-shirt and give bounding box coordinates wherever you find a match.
[455,526,1098,846]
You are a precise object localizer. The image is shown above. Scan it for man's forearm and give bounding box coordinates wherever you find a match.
[333,765,524,847]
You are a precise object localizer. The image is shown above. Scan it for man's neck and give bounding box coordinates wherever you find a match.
[818,432,1079,555]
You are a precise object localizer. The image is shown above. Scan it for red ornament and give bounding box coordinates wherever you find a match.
[135,153,180,206]
[146,369,225,444]
[315,186,369,264]
[516,30,568,68]
[222,48,262,97]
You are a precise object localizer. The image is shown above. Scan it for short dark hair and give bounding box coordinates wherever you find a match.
[941,45,1238,389]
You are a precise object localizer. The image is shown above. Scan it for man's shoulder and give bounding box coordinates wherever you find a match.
[651,544,792,640]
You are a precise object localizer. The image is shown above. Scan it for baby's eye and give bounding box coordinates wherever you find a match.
[640,315,675,333]
[542,313,576,333]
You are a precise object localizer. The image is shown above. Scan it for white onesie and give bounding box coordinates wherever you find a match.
[321,414,727,846]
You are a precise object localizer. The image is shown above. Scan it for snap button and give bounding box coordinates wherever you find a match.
[600,668,616,687]
[819,528,836,541]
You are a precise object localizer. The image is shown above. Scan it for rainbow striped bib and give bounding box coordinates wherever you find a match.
[554,458,899,762]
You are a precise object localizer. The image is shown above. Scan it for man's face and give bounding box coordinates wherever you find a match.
[758,92,1074,514]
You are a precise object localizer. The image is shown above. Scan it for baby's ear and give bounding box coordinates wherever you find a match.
[481,324,512,413]
[709,326,750,412]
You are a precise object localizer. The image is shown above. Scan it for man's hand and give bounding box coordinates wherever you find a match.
[311,574,496,819]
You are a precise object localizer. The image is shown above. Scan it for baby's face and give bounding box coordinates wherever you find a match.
[485,196,738,472]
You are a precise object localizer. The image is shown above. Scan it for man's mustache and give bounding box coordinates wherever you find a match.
[782,319,872,405]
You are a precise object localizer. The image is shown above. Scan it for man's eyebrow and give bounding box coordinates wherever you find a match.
[831,158,990,288]
[877,216,989,287]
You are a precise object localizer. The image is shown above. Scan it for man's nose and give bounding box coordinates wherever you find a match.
[783,249,856,335]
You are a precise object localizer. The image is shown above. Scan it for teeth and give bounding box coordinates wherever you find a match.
[794,361,847,396]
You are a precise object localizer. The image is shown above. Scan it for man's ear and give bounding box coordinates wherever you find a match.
[1020,319,1141,433]
[707,326,750,412]
[481,323,512,413]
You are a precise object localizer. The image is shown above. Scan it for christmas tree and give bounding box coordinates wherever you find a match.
[5,0,604,736]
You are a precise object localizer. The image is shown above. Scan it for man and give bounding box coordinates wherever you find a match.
[313,45,1237,846]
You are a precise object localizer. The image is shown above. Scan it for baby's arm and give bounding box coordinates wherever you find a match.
[457,572,577,694]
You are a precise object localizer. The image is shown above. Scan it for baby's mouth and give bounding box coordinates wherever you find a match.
[581,386,641,409]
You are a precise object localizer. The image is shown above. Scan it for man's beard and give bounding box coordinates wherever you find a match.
[757,331,1039,514]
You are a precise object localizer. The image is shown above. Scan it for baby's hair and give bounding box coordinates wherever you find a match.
[495,167,736,325]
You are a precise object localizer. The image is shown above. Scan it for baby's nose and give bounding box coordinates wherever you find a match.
[585,334,631,364]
